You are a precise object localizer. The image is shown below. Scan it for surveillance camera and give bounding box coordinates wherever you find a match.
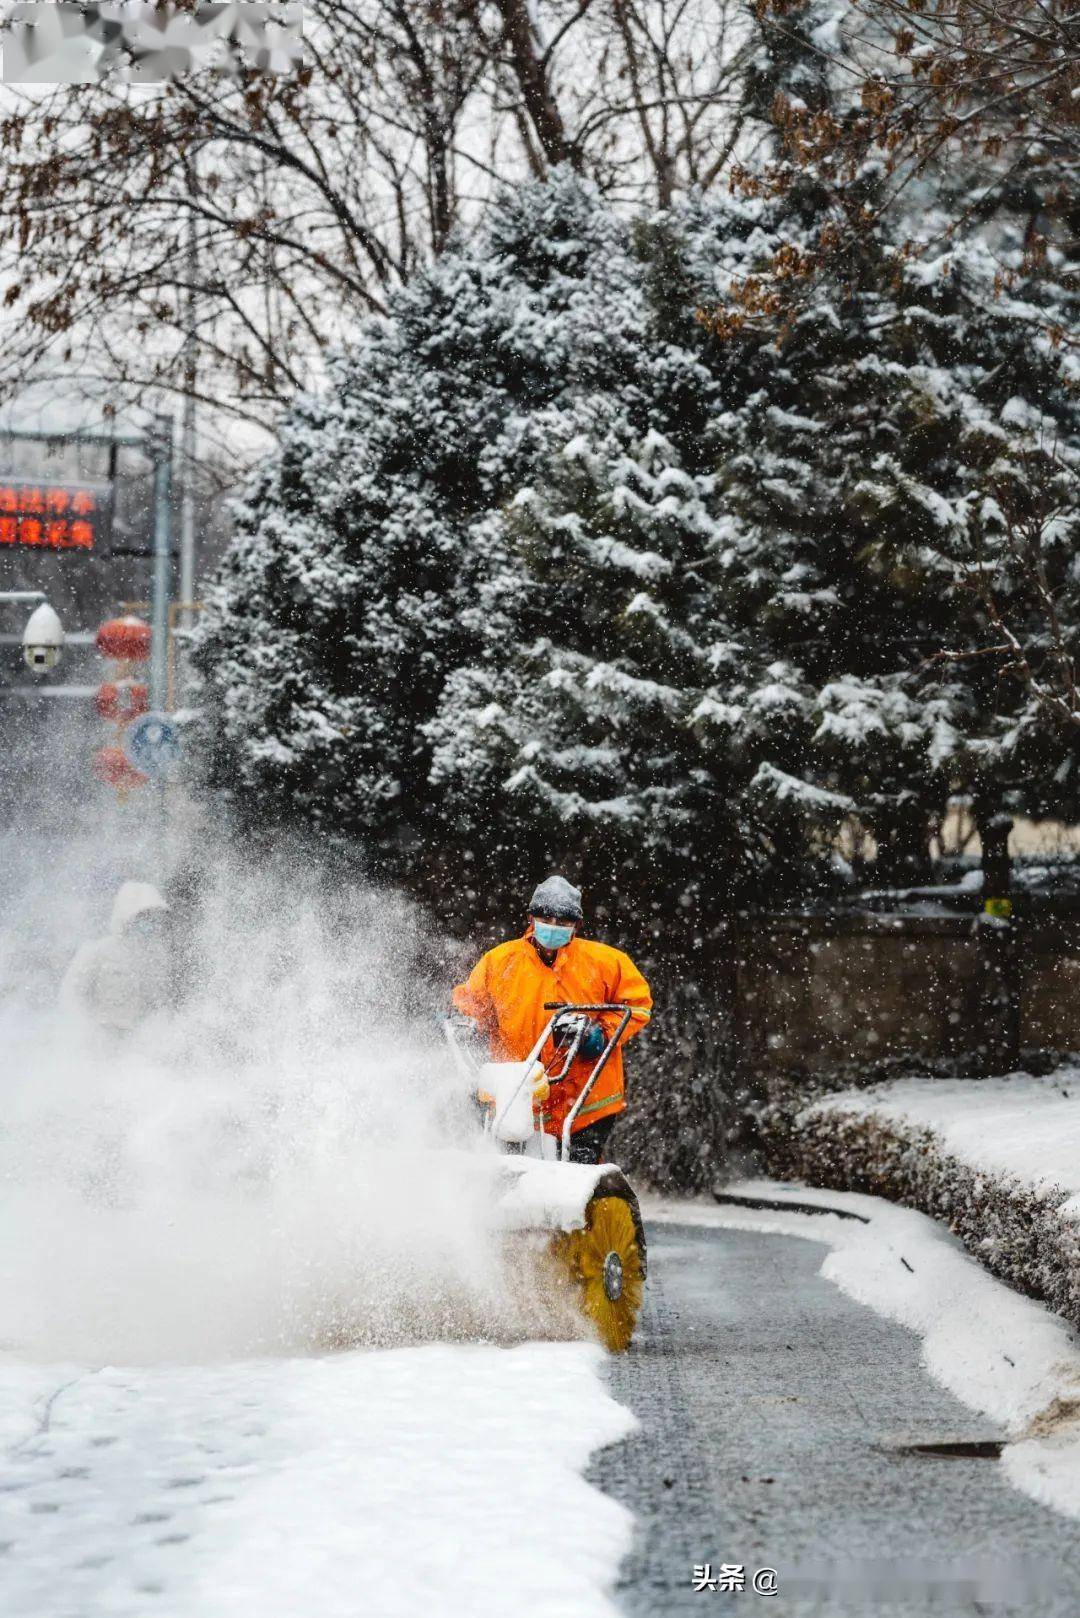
[22,602,65,676]
[25,644,61,672]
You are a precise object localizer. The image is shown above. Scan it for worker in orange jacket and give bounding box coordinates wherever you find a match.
[452,875,652,1163]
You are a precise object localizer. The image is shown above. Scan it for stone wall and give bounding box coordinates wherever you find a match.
[731,913,1080,1092]
[609,910,1080,1191]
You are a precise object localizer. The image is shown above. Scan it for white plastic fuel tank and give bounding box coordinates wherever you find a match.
[483,1060,541,1144]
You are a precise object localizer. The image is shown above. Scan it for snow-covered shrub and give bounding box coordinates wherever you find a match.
[760,1102,1080,1332]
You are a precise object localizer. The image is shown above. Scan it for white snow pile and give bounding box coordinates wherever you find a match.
[648,1183,1080,1523]
[0,1343,634,1618]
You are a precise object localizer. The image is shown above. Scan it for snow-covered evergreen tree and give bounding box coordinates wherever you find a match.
[691,2,1080,878]
[194,174,644,875]
[424,215,760,922]
[198,127,1080,912]
[189,13,1080,1191]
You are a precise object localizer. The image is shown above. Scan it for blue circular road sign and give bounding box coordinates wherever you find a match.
[123,711,181,779]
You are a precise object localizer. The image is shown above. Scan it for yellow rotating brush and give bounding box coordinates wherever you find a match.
[553,1195,644,1353]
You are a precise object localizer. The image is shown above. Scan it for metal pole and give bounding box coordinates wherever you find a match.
[149,416,173,712]
[179,157,198,620]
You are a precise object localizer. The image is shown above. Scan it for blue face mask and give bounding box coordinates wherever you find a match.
[533,920,574,951]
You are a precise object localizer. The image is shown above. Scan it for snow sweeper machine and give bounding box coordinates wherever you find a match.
[443,1001,647,1352]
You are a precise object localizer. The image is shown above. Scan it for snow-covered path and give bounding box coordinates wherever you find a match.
[0,1343,634,1618]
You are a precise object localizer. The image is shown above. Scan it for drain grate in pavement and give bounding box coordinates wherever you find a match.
[897,1438,1005,1459]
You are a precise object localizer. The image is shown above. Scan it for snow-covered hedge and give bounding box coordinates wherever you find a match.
[758,1078,1080,1332]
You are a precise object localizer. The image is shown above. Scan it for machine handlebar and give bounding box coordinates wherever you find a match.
[542,1001,643,1013]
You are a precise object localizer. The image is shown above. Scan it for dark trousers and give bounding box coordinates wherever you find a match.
[567,1115,617,1165]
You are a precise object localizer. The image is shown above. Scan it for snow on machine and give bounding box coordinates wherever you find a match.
[443,1002,647,1352]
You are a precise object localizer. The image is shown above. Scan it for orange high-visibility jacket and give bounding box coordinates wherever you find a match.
[452,929,652,1136]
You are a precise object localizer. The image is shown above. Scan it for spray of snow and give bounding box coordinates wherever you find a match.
[0,815,583,1365]
[0,814,633,1618]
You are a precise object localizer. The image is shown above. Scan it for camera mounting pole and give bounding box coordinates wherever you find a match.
[148,417,173,714]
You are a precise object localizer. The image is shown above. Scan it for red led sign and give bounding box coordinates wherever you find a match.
[0,481,108,551]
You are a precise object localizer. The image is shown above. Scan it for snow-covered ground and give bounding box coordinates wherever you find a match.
[0,1341,633,1618]
[806,1070,1080,1211]
[648,1183,1080,1522]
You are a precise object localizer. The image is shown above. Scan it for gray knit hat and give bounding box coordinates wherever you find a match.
[528,874,583,921]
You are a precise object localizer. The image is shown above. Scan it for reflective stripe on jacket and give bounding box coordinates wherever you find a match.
[452,928,652,1136]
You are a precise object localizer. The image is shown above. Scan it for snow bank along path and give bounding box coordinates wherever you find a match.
[646,1183,1080,1523]
[810,1071,1080,1209]
[0,1342,635,1618]
[763,1072,1080,1360]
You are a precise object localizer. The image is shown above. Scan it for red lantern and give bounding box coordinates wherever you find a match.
[95,681,149,723]
[92,745,147,790]
[95,682,119,721]
[96,616,151,663]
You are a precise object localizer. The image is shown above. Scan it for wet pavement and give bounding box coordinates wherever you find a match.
[592,1221,1080,1617]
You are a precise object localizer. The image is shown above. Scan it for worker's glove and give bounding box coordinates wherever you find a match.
[551,1012,608,1060]
[579,1021,608,1060]
[529,1062,551,1105]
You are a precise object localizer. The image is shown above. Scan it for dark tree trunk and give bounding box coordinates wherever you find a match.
[495,0,582,171]
[872,801,931,889]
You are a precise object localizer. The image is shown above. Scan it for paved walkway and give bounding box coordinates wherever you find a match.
[592,1221,1080,1616]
